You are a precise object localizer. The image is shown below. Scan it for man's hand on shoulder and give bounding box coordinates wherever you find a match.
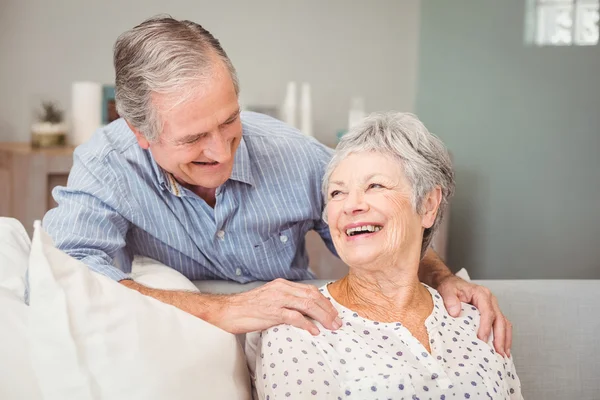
[418,248,512,357]
[436,275,512,358]
[215,279,342,335]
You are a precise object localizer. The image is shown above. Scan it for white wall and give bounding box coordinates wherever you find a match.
[416,0,600,279]
[0,0,420,145]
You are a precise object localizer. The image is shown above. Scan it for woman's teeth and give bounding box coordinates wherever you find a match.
[346,225,382,236]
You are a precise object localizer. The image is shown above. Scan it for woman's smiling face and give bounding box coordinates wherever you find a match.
[326,151,436,270]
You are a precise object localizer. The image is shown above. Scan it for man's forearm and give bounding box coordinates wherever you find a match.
[418,248,453,288]
[120,280,226,325]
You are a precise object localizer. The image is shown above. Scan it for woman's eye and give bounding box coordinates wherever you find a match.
[330,190,342,198]
[368,183,384,190]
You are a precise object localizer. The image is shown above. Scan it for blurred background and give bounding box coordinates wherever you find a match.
[0,0,598,279]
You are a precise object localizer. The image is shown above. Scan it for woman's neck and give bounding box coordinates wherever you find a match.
[328,268,433,324]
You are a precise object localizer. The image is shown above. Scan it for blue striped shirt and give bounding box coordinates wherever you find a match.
[43,112,336,282]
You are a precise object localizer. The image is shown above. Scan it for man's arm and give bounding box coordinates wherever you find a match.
[418,247,453,287]
[43,154,132,281]
[119,280,222,321]
[120,278,342,335]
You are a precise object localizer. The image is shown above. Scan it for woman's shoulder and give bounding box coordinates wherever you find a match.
[262,324,307,340]
[259,323,318,354]
[246,324,314,380]
[425,285,482,328]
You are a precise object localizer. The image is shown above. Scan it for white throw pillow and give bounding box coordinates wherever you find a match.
[28,222,251,400]
[0,288,41,399]
[0,217,31,300]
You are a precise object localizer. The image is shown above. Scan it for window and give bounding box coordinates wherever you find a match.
[526,0,599,45]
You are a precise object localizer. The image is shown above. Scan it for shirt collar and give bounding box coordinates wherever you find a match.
[229,135,255,186]
[148,149,171,191]
[148,135,255,197]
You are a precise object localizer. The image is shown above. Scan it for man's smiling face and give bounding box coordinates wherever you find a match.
[132,60,242,191]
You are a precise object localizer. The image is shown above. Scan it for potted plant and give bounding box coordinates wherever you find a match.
[31,101,67,148]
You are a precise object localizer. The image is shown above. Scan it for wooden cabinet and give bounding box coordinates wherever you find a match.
[0,143,74,235]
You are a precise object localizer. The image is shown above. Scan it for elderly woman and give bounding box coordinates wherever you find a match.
[251,112,522,399]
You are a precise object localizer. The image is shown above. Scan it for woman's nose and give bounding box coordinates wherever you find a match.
[343,190,368,215]
[203,131,231,163]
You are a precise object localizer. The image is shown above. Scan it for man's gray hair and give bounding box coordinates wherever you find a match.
[322,112,455,258]
[114,15,239,142]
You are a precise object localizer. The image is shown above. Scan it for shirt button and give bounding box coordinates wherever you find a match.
[217,230,225,240]
[280,235,288,243]
[235,268,242,276]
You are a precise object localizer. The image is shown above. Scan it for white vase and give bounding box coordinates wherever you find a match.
[281,81,297,128]
[300,83,313,137]
[348,96,366,130]
[71,81,102,146]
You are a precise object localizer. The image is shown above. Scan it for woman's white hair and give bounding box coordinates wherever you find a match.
[322,112,455,258]
[113,15,239,142]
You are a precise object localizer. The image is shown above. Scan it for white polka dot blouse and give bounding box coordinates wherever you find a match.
[248,284,522,399]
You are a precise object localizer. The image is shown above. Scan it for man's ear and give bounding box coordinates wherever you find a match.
[421,187,442,229]
[126,120,150,150]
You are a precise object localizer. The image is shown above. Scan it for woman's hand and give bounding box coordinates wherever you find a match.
[436,275,512,357]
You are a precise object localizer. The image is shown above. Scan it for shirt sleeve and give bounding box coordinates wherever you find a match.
[255,325,341,399]
[309,140,338,258]
[42,152,131,281]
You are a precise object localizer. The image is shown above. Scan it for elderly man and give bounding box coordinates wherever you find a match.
[43,16,511,356]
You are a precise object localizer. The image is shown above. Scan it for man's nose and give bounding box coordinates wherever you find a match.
[203,131,231,163]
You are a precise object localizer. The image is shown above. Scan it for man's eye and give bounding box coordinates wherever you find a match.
[224,115,238,125]
[180,135,205,146]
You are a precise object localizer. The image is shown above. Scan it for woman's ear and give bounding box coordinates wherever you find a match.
[421,187,442,229]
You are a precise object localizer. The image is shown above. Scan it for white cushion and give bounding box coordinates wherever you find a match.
[0,288,41,399]
[455,267,471,281]
[28,222,251,400]
[0,217,31,300]
[130,256,200,292]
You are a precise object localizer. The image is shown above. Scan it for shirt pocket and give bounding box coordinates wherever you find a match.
[252,223,304,263]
